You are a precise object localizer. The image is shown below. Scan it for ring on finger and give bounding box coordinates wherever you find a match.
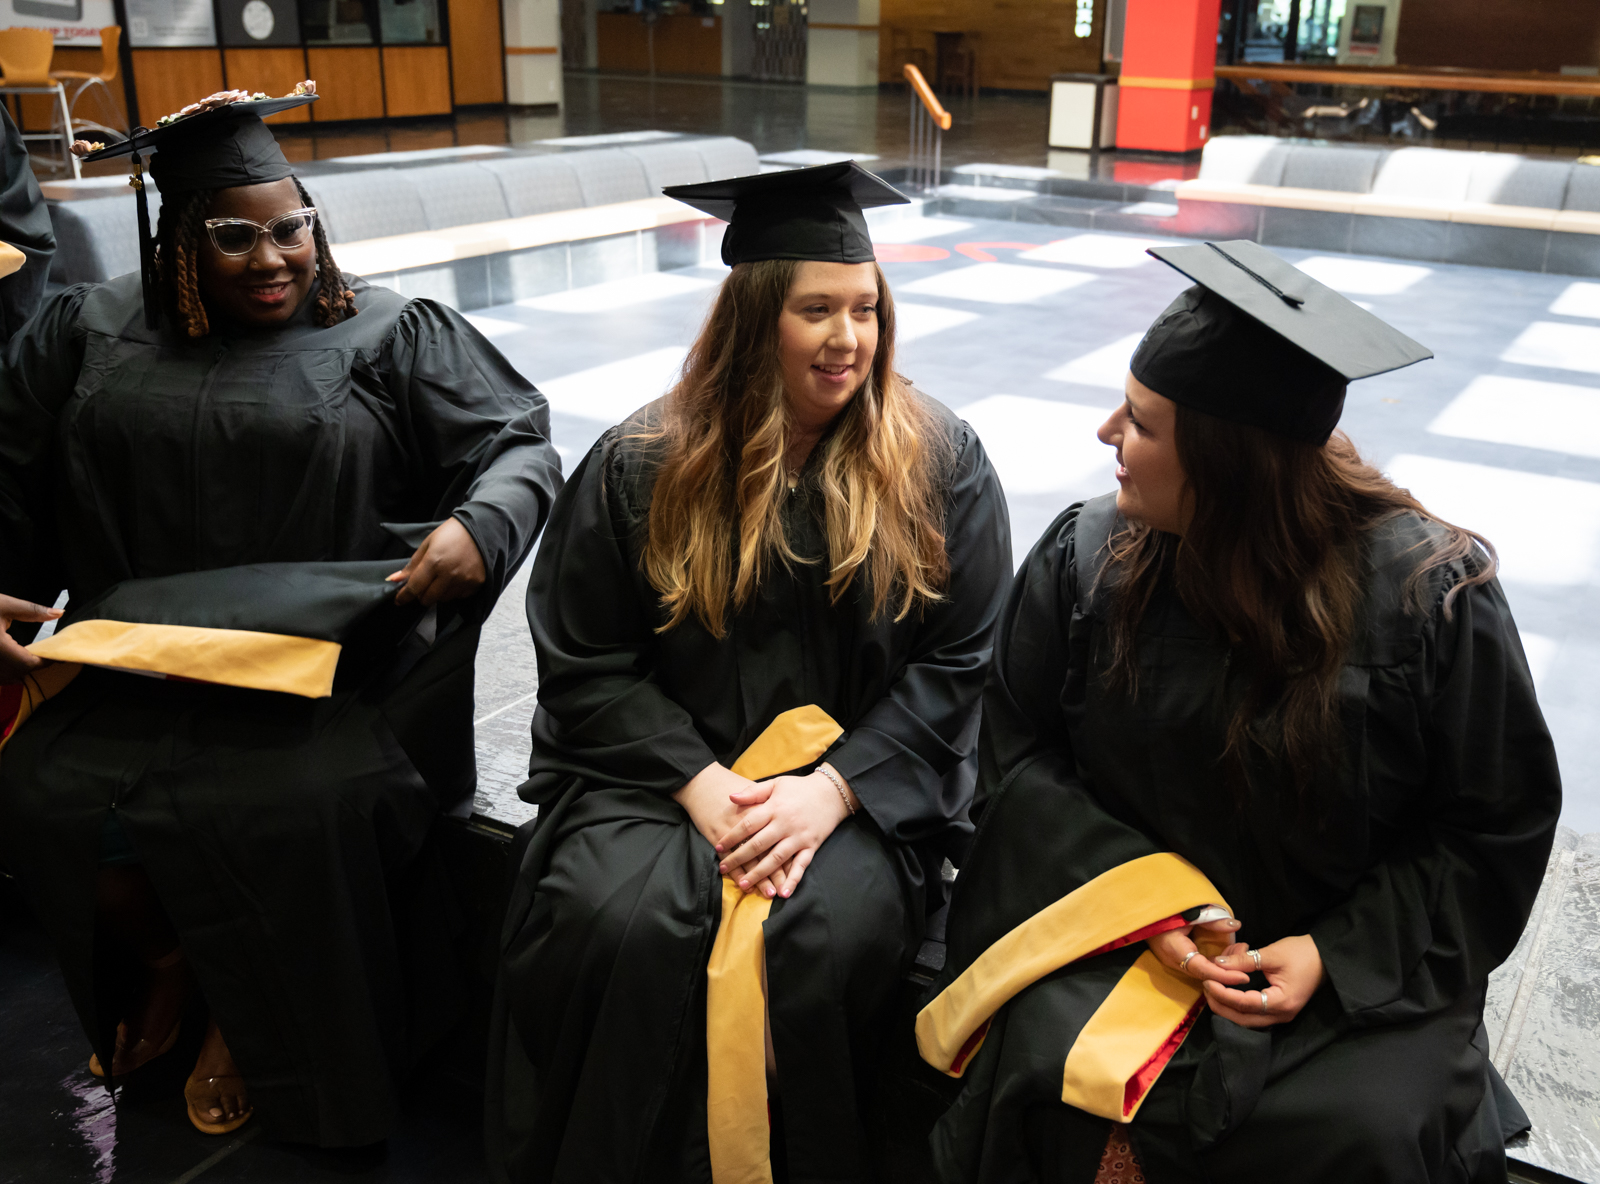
[1258,989,1269,1015]
[1249,949,1262,972]
[1180,951,1198,972]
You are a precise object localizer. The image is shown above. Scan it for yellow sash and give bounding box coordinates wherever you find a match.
[30,619,341,699]
[704,705,844,1184]
[916,853,1229,1122]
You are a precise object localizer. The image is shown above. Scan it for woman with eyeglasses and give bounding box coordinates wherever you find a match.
[0,89,560,1145]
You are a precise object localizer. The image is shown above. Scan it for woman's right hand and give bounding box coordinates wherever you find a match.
[0,593,60,684]
[1147,915,1251,990]
[673,762,783,897]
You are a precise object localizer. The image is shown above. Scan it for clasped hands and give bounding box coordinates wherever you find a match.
[674,760,860,900]
[1147,915,1325,1028]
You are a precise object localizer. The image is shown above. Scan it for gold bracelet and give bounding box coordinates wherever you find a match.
[817,763,855,815]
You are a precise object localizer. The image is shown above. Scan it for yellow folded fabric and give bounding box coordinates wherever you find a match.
[706,704,844,1184]
[30,619,341,699]
[1061,948,1205,1121]
[916,852,1228,1121]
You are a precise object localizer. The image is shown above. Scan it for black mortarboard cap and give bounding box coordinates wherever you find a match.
[663,161,910,266]
[77,88,318,329]
[1131,240,1432,443]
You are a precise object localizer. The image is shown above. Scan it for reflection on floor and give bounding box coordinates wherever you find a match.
[71,71,1137,184]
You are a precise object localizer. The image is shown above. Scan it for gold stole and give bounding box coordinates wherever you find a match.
[28,619,342,698]
[704,705,844,1184]
[916,853,1230,1122]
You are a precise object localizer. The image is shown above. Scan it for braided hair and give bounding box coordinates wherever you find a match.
[154,178,358,338]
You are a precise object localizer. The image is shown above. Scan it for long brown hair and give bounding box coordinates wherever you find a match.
[638,257,950,637]
[1104,404,1496,794]
[154,179,356,338]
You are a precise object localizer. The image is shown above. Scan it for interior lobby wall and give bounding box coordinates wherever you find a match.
[1395,0,1600,73]
[877,0,1105,91]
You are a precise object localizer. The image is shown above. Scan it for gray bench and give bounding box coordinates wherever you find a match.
[44,135,761,308]
[1176,136,1600,275]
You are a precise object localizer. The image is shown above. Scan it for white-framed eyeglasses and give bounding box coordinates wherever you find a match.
[204,206,319,256]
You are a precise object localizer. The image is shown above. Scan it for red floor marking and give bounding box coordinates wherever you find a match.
[876,243,950,262]
[955,242,1044,262]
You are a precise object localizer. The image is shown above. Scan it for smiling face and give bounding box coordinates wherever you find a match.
[776,260,881,436]
[1097,371,1192,535]
[196,178,317,329]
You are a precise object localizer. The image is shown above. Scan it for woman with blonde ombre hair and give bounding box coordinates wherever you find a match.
[488,164,1011,1182]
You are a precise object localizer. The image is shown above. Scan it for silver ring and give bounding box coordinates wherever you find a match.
[1249,949,1262,972]
[1258,989,1270,1015]
[1180,951,1198,972]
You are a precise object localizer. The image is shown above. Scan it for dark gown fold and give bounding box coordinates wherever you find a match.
[928,493,1561,1184]
[487,395,1013,1183]
[0,271,561,1146]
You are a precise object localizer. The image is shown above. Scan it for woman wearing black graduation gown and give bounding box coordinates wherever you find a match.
[488,162,1011,1183]
[917,242,1561,1183]
[0,89,560,1145]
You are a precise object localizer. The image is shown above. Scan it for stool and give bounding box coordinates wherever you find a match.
[51,25,125,140]
[0,27,77,179]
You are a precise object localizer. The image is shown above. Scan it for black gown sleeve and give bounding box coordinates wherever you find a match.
[824,426,1013,843]
[0,107,54,345]
[524,432,721,795]
[0,284,90,636]
[379,299,563,603]
[940,503,1166,971]
[1308,568,1562,1025]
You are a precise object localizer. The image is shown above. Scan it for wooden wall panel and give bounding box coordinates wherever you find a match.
[597,13,720,75]
[449,0,506,105]
[223,48,311,122]
[1395,0,1600,72]
[307,47,386,120]
[383,45,452,116]
[878,0,1105,92]
[131,48,225,129]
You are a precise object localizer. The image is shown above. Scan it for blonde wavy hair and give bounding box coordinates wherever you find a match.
[638,258,950,637]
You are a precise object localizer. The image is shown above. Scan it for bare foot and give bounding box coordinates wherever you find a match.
[112,947,193,1076]
[188,1020,250,1127]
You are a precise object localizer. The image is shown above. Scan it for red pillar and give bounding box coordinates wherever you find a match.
[1115,0,1222,154]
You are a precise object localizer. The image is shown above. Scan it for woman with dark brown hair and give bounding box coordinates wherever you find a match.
[488,163,1012,1182]
[918,242,1561,1183]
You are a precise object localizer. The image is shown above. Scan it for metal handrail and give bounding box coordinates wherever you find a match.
[904,63,952,130]
[904,64,950,192]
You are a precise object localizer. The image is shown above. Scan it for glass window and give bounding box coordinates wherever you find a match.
[377,0,441,44]
[301,0,377,44]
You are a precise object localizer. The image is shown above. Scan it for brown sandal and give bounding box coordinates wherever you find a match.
[88,947,187,1079]
[184,1071,253,1135]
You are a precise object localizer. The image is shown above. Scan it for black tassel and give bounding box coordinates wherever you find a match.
[129,138,157,331]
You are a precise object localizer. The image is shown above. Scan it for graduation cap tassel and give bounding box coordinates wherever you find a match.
[128,140,158,331]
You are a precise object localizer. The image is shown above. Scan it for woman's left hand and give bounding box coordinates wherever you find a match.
[388,518,486,606]
[714,765,859,899]
[1201,934,1325,1028]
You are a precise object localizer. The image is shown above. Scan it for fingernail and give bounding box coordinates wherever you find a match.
[1216,957,1228,964]
[714,844,724,852]
[738,879,749,889]
[764,886,775,898]
[1227,920,1240,928]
